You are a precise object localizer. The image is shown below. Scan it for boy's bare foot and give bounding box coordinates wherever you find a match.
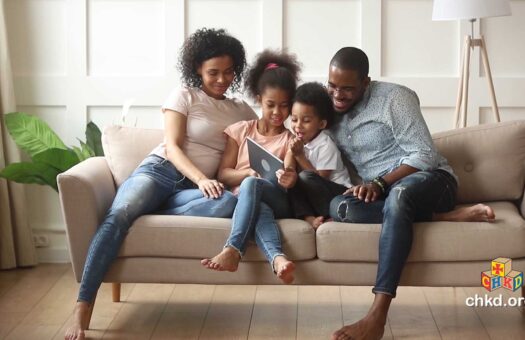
[305,216,325,229]
[273,256,295,284]
[65,301,89,340]
[332,315,385,340]
[201,246,241,272]
[434,204,495,222]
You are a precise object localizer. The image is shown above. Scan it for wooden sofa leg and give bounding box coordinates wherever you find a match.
[112,283,121,302]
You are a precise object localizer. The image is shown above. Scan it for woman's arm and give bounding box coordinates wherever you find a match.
[217,136,256,187]
[164,109,224,198]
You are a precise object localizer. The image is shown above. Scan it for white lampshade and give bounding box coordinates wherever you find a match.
[433,0,511,21]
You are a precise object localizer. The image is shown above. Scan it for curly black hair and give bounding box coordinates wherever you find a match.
[293,82,335,128]
[178,28,246,92]
[245,49,301,101]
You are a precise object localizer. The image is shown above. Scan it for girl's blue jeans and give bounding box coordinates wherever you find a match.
[225,177,292,270]
[329,169,457,297]
[78,155,237,303]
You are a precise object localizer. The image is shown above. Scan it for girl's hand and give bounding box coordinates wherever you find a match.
[197,178,225,199]
[290,138,305,157]
[245,168,260,178]
[276,167,297,189]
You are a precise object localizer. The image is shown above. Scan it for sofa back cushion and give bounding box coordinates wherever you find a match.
[102,121,525,203]
[433,120,525,203]
[102,125,163,187]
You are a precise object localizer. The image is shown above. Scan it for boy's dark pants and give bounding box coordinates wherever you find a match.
[289,170,348,219]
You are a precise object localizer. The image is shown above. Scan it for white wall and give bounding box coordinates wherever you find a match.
[4,0,525,263]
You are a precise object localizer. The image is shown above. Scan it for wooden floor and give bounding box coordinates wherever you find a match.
[0,264,524,340]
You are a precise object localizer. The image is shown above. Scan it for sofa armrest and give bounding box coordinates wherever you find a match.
[521,190,525,218]
[58,157,116,281]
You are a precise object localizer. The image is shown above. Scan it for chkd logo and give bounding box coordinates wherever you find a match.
[481,257,523,292]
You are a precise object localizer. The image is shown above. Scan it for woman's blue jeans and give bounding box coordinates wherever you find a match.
[78,155,237,303]
[225,177,292,269]
[329,169,457,297]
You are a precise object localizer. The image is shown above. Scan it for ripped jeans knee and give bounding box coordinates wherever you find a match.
[329,195,384,224]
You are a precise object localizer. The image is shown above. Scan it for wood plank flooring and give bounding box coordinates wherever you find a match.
[0,264,523,339]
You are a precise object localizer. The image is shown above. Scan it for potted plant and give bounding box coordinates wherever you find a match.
[0,112,104,192]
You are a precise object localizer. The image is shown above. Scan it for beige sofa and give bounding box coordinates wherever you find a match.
[58,120,525,320]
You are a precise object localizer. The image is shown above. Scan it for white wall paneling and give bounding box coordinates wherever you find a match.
[5,0,525,262]
[88,106,164,129]
[284,0,361,79]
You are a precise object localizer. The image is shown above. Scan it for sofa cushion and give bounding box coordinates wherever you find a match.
[119,216,316,261]
[316,201,525,262]
[102,125,163,187]
[433,120,525,203]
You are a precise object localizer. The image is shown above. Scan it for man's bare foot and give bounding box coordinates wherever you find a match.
[273,256,295,284]
[332,314,385,340]
[201,246,241,272]
[434,203,496,222]
[305,216,325,229]
[65,301,89,340]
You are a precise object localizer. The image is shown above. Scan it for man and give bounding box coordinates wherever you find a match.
[326,47,495,340]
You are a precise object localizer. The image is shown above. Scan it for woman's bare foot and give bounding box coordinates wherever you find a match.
[305,216,325,229]
[273,256,295,284]
[434,204,496,222]
[201,246,241,272]
[64,301,89,340]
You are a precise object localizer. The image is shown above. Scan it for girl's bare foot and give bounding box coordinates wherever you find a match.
[273,256,295,284]
[434,204,496,222]
[64,301,89,340]
[305,216,325,229]
[201,246,241,272]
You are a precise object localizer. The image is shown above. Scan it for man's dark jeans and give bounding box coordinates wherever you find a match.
[329,169,457,297]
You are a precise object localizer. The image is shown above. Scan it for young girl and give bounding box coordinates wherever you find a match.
[201,50,300,284]
[65,28,257,340]
[288,82,352,229]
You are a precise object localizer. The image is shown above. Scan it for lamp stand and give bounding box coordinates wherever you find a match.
[454,34,501,128]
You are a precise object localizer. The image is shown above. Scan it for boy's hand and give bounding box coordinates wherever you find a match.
[290,138,305,157]
[276,167,297,189]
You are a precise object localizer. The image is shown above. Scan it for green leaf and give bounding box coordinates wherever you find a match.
[79,140,95,158]
[0,162,60,191]
[86,122,104,156]
[71,146,84,161]
[4,112,67,157]
[32,148,80,172]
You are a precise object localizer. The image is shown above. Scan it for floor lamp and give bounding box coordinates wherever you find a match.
[432,0,511,128]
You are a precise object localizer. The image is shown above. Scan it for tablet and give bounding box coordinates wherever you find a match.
[246,137,284,185]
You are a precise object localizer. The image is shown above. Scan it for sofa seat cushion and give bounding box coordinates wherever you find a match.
[118,215,316,261]
[316,201,525,262]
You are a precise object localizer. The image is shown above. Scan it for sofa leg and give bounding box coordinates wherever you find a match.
[112,283,121,302]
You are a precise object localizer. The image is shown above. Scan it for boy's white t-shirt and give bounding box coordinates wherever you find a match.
[151,87,257,179]
[303,130,352,188]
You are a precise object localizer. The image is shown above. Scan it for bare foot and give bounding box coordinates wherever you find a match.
[332,315,385,340]
[273,256,295,284]
[201,246,241,272]
[64,301,89,340]
[434,204,496,222]
[305,216,325,229]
